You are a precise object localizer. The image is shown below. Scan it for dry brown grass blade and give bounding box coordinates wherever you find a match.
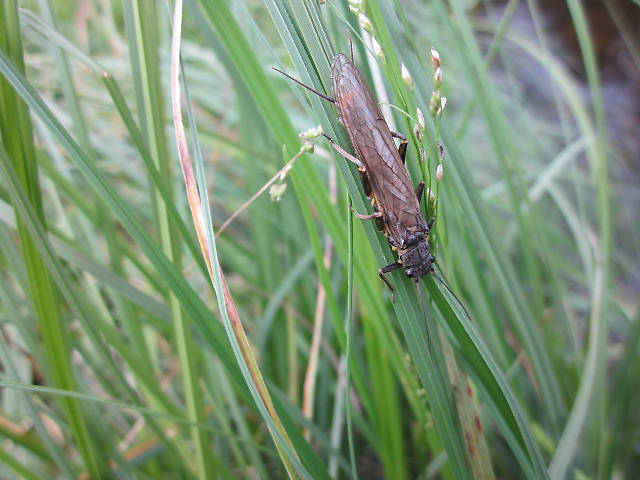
[169,2,299,477]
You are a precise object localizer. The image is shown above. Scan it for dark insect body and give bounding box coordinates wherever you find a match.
[274,52,435,294]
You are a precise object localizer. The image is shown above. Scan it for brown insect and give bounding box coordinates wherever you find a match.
[274,51,435,295]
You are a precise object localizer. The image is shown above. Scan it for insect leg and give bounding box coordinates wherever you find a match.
[379,262,402,302]
[322,133,365,170]
[415,181,425,202]
[427,217,435,230]
[398,142,408,163]
[390,131,408,163]
[348,203,383,220]
[390,131,407,142]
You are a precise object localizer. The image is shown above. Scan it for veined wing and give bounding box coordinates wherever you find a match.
[332,55,427,248]
[351,120,426,248]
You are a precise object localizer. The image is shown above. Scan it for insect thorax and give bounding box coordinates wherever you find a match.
[399,239,434,280]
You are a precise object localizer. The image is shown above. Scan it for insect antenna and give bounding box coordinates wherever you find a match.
[272,67,336,104]
[432,269,474,325]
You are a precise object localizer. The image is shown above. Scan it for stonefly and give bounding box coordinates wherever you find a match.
[274,51,435,295]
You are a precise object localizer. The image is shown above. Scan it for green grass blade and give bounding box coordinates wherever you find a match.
[0,3,102,475]
[429,0,565,430]
[125,2,213,476]
[549,1,610,477]
[345,198,358,479]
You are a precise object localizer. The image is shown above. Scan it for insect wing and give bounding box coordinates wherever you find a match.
[331,54,427,248]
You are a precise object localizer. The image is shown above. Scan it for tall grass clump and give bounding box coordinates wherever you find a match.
[0,0,637,479]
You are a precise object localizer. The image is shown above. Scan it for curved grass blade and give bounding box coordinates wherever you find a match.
[171,4,320,477]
